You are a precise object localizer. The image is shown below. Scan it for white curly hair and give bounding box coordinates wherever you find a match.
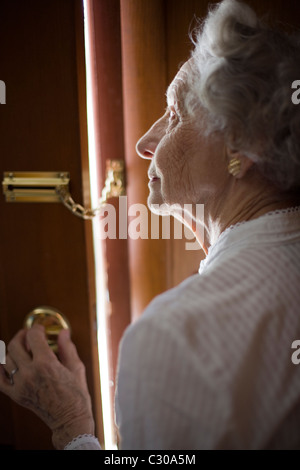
[186,0,300,191]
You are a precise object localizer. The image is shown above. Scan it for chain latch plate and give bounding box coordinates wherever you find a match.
[2,171,70,203]
[2,160,126,219]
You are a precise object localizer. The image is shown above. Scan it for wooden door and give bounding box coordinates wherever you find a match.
[0,0,103,449]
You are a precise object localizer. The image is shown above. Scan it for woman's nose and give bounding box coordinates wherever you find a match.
[136,116,164,160]
[135,136,156,160]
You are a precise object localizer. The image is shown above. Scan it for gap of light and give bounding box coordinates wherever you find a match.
[83,0,116,450]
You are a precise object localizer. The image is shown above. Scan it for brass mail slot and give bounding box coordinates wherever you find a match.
[2,171,70,202]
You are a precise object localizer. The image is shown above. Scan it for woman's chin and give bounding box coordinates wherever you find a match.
[148,193,164,212]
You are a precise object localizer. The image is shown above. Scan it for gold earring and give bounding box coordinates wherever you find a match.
[228,158,241,177]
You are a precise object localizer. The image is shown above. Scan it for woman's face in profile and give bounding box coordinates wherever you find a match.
[136,59,228,213]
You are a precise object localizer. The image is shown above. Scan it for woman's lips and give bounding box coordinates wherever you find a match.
[148,171,160,180]
[149,176,160,184]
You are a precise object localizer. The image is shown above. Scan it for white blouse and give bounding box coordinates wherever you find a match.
[66,207,300,450]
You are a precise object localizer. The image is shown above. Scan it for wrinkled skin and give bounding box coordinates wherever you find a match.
[0,325,94,449]
[136,59,295,250]
[136,59,229,213]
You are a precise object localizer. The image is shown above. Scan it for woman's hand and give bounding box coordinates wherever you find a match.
[0,324,95,449]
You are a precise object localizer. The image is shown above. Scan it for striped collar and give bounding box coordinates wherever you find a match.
[199,206,300,274]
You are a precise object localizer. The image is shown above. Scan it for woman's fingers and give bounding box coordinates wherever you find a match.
[0,329,31,394]
[2,355,17,381]
[6,329,32,366]
[57,329,87,380]
[26,324,57,361]
[0,364,13,391]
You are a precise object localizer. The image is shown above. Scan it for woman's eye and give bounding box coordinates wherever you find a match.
[169,107,177,121]
[165,106,179,131]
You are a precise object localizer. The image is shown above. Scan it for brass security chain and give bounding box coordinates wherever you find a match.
[56,160,125,220]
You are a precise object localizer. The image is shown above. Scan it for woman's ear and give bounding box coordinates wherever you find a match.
[226,147,254,178]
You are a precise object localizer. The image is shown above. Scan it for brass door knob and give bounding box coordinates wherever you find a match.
[24,306,71,353]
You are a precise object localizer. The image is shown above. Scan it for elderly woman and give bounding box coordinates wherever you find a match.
[1,0,300,450]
